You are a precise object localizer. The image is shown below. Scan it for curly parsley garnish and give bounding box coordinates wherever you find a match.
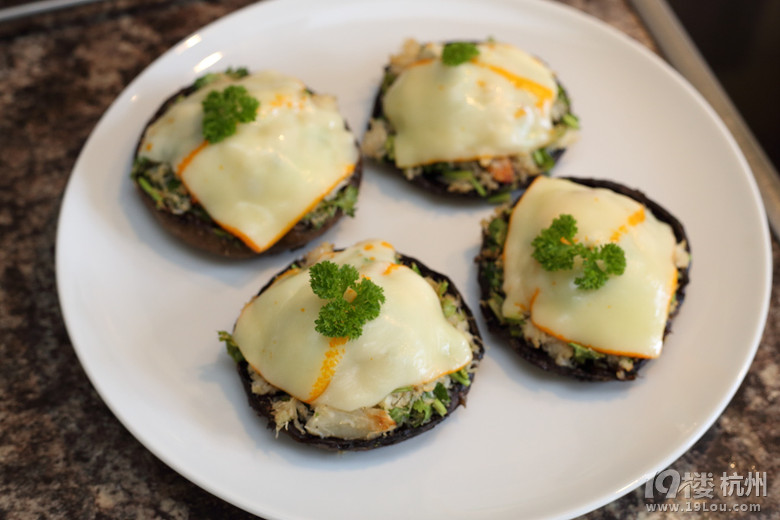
[201,85,259,143]
[310,261,386,340]
[441,42,480,66]
[531,214,626,290]
[193,67,249,90]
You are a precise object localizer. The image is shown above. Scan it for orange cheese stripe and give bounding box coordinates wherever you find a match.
[181,160,356,254]
[410,55,553,109]
[421,361,473,387]
[610,207,646,242]
[383,263,401,276]
[173,140,209,203]
[307,337,348,402]
[305,336,472,404]
[239,162,357,253]
[474,62,554,109]
[176,140,208,178]
[269,93,289,108]
[528,287,540,309]
[411,56,554,108]
[272,267,301,284]
[215,222,265,252]
[528,305,659,359]
[527,277,678,359]
[269,93,306,111]
[610,226,627,243]
[628,207,646,226]
[407,57,435,69]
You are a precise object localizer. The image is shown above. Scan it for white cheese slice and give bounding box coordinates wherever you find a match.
[139,71,358,252]
[232,240,474,411]
[502,177,679,358]
[383,42,557,168]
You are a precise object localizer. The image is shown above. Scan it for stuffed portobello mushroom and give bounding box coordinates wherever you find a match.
[362,39,579,201]
[132,68,361,258]
[476,177,690,381]
[221,239,484,450]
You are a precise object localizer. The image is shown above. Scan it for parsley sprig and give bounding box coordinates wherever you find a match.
[193,67,249,90]
[441,42,480,66]
[531,214,626,290]
[201,85,259,143]
[310,261,386,340]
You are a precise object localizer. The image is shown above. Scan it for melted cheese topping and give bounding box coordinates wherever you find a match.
[139,71,358,252]
[383,42,557,168]
[232,240,474,411]
[502,177,679,358]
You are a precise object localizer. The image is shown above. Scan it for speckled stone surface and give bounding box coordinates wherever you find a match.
[0,0,776,518]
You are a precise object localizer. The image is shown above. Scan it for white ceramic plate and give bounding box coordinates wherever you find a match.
[56,0,772,518]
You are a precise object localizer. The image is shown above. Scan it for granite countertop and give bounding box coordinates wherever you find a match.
[0,0,777,518]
